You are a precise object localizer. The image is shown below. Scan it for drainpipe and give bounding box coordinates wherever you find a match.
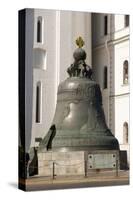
[105,39,110,126]
[104,14,111,127]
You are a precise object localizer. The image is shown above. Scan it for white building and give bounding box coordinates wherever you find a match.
[20,9,129,164]
[21,9,91,151]
[92,13,129,164]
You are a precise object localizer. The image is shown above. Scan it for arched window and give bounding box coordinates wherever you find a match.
[37,16,43,43]
[104,15,108,35]
[36,81,42,123]
[103,66,108,89]
[125,15,129,27]
[123,60,128,84]
[123,122,128,144]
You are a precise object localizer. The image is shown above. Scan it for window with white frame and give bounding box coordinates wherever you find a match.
[123,122,128,144]
[103,66,108,89]
[124,15,129,27]
[123,60,128,84]
[36,81,42,123]
[104,15,108,35]
[37,16,43,43]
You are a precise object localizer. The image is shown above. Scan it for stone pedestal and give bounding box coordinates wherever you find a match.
[38,150,119,177]
[38,151,85,177]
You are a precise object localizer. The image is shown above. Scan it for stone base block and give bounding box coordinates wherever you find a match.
[37,150,120,177]
[38,151,85,177]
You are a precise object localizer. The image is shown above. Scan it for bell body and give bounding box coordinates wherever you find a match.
[39,77,119,151]
[39,41,119,152]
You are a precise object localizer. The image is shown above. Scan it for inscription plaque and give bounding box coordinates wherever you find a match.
[88,153,117,169]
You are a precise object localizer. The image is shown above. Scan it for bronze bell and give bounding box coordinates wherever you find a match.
[39,37,119,152]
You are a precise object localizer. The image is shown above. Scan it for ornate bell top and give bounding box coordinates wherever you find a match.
[67,36,92,79]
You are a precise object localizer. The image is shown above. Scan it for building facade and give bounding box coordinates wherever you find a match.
[22,9,129,165]
[92,13,129,164]
[23,9,91,150]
